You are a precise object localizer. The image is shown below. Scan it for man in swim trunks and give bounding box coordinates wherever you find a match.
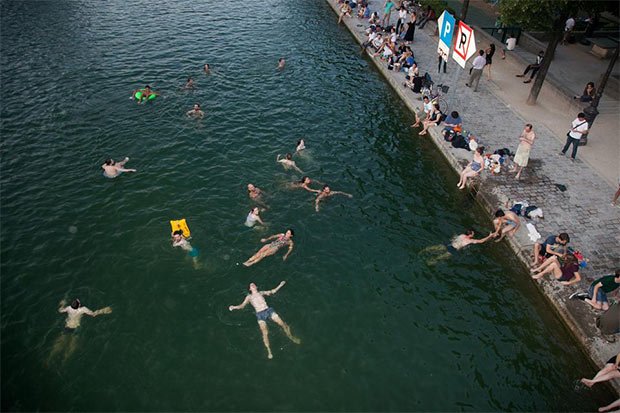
[186,103,204,118]
[48,298,112,364]
[492,209,520,241]
[101,157,136,178]
[293,176,321,193]
[420,229,495,264]
[315,184,353,212]
[229,281,300,359]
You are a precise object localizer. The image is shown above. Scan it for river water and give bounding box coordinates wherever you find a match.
[0,0,614,411]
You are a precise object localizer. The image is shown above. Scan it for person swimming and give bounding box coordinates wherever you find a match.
[247,183,268,209]
[315,184,353,212]
[243,229,294,267]
[278,58,286,70]
[186,103,204,118]
[277,153,303,174]
[48,298,112,364]
[184,77,194,89]
[101,157,136,178]
[132,85,159,103]
[204,63,210,74]
[295,139,306,153]
[292,176,320,193]
[245,207,265,227]
[420,229,496,265]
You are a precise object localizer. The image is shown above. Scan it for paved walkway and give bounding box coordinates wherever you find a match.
[446,0,620,186]
[327,0,620,378]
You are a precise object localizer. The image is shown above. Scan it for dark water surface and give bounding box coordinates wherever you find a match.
[1,0,613,411]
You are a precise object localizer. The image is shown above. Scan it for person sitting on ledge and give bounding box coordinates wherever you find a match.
[516,51,544,83]
[573,82,596,102]
[530,253,581,285]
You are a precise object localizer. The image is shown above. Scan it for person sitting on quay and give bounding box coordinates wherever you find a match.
[441,110,462,137]
[530,253,581,286]
[416,5,435,29]
[516,51,544,84]
[532,232,570,266]
[403,62,419,88]
[573,82,596,102]
[338,1,352,24]
[570,269,620,311]
[456,146,484,189]
[580,352,620,388]
[410,95,432,128]
[492,208,520,241]
[418,103,443,136]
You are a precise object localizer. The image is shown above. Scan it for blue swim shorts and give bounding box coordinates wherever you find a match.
[256,307,275,322]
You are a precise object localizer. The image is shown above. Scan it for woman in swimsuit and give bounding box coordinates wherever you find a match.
[457,146,485,189]
[295,139,306,154]
[530,253,581,285]
[243,229,295,267]
[245,207,265,227]
[292,176,320,193]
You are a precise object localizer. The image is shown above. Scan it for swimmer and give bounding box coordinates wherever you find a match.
[229,281,300,359]
[243,229,294,267]
[278,58,286,70]
[132,85,159,104]
[172,229,200,268]
[183,77,195,89]
[292,176,321,193]
[315,184,353,212]
[277,153,303,173]
[420,229,496,265]
[245,207,265,227]
[48,298,112,364]
[295,139,306,154]
[493,209,520,241]
[101,157,136,178]
[186,103,204,118]
[247,183,268,209]
[204,63,210,74]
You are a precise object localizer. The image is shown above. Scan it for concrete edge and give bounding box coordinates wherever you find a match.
[324,0,620,395]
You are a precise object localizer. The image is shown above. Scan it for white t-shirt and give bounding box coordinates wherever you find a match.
[423,101,433,114]
[565,17,575,31]
[569,117,588,139]
[399,9,407,20]
[472,55,486,69]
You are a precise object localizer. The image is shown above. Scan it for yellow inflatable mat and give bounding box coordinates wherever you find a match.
[170,219,191,238]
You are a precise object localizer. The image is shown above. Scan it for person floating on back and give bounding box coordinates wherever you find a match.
[228,281,300,359]
[243,229,294,267]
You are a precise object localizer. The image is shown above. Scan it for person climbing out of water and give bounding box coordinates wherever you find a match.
[292,176,321,193]
[101,157,136,178]
[245,207,265,227]
[315,184,353,212]
[48,298,112,364]
[228,281,300,359]
[186,103,204,118]
[277,153,303,174]
[492,209,520,241]
[243,229,294,267]
[172,229,200,267]
[420,229,496,265]
[295,139,306,154]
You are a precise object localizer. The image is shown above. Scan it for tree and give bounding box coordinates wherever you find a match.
[499,0,609,105]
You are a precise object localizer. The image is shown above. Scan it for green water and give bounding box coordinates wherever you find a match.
[1,0,614,410]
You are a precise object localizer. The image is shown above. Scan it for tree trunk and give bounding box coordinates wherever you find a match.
[526,16,565,105]
[460,0,470,22]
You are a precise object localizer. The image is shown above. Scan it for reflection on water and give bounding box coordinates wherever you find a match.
[0,0,614,411]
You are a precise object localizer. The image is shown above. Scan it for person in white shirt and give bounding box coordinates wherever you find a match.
[562,17,575,44]
[465,50,487,92]
[396,6,407,34]
[560,112,589,160]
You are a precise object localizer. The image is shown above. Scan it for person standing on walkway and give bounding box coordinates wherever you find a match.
[560,112,589,160]
[381,0,395,27]
[513,123,536,179]
[562,16,575,45]
[229,281,301,359]
[395,6,407,34]
[516,51,544,83]
[466,50,486,92]
[485,44,496,80]
[403,12,416,44]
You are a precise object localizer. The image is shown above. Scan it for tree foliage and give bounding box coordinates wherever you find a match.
[499,0,609,31]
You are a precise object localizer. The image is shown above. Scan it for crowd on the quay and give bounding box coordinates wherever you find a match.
[338,0,620,406]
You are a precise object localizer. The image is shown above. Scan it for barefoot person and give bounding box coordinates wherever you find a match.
[457,147,484,189]
[530,254,581,285]
[243,229,295,267]
[514,123,536,179]
[277,153,303,173]
[420,229,496,265]
[580,352,620,388]
[48,299,112,364]
[228,281,300,359]
[493,209,520,241]
[172,229,200,267]
[292,176,321,193]
[186,103,204,118]
[315,185,353,212]
[102,157,136,178]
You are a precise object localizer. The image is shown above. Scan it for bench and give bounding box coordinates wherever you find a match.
[588,37,618,59]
